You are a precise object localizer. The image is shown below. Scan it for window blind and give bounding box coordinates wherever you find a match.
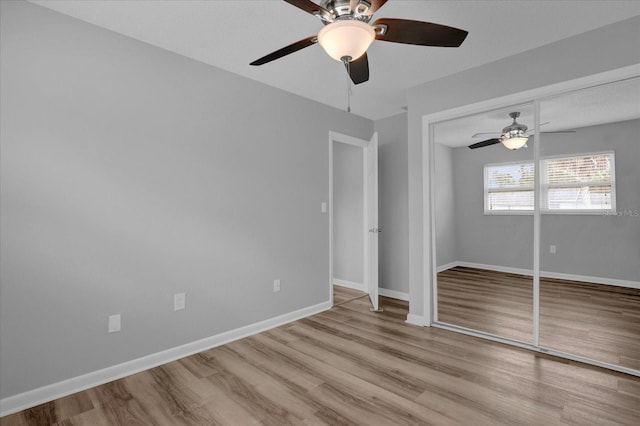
[483,152,616,214]
[485,162,535,212]
[542,152,615,211]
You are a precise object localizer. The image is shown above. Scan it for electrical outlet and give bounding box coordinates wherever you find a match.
[174,293,186,311]
[321,202,327,213]
[550,245,557,254]
[108,314,121,333]
[273,279,281,292]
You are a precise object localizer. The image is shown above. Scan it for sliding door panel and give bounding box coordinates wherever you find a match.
[538,78,640,371]
[433,103,534,343]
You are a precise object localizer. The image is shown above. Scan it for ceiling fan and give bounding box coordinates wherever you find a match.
[468,112,575,150]
[250,0,468,85]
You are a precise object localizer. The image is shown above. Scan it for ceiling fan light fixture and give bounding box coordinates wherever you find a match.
[500,112,529,149]
[501,136,528,150]
[317,20,375,62]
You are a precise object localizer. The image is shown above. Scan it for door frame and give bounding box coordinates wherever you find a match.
[329,131,378,307]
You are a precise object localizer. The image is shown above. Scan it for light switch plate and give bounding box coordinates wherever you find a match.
[108,314,121,333]
[174,293,186,311]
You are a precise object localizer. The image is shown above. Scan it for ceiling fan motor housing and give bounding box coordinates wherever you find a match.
[502,111,528,139]
[320,0,373,22]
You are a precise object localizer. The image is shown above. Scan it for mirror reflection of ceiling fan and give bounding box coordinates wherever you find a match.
[250,0,468,85]
[468,112,575,150]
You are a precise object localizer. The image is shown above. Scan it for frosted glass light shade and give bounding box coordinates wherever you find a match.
[318,20,375,62]
[501,136,528,150]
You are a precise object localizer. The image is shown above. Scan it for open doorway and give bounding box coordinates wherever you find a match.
[332,142,365,295]
[329,131,380,311]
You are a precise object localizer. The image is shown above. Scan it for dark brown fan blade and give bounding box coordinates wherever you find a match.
[250,35,317,66]
[350,0,388,15]
[468,139,501,149]
[283,0,331,18]
[373,18,468,47]
[345,53,369,84]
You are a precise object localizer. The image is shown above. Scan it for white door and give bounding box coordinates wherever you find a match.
[364,133,380,311]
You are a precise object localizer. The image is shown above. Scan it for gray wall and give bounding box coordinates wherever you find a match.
[437,119,640,282]
[375,113,409,294]
[434,143,458,268]
[333,143,364,284]
[449,140,535,270]
[538,120,640,282]
[0,1,372,399]
[406,16,640,317]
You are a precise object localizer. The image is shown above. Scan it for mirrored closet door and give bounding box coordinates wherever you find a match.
[431,75,639,376]
[433,103,535,344]
[538,77,640,372]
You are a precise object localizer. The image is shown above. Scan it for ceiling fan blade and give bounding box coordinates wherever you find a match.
[345,53,369,84]
[468,139,501,149]
[283,0,331,18]
[250,35,318,66]
[351,0,388,15]
[472,132,501,139]
[526,129,577,135]
[373,18,468,47]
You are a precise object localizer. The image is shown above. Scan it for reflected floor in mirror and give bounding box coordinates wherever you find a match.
[437,267,534,342]
[2,286,639,425]
[437,266,640,370]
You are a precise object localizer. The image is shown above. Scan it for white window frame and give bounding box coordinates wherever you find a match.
[540,150,616,214]
[483,151,616,215]
[484,160,535,215]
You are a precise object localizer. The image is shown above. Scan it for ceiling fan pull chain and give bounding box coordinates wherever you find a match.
[344,57,352,113]
[347,75,352,113]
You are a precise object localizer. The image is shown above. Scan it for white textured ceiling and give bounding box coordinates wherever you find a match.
[30,0,640,120]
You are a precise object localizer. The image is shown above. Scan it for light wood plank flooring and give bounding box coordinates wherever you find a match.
[437,266,640,370]
[2,285,639,425]
[332,285,367,307]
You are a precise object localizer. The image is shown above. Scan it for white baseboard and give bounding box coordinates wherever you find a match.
[333,279,409,301]
[333,278,366,292]
[0,301,332,417]
[436,261,459,273]
[540,270,640,290]
[439,261,640,289]
[378,288,409,301]
[405,313,427,326]
[453,261,532,277]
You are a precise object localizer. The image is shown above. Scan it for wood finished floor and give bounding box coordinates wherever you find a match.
[2,285,639,425]
[331,286,367,307]
[437,266,640,370]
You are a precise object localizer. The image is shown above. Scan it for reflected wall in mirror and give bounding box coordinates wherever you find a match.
[433,104,534,343]
[538,77,640,371]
